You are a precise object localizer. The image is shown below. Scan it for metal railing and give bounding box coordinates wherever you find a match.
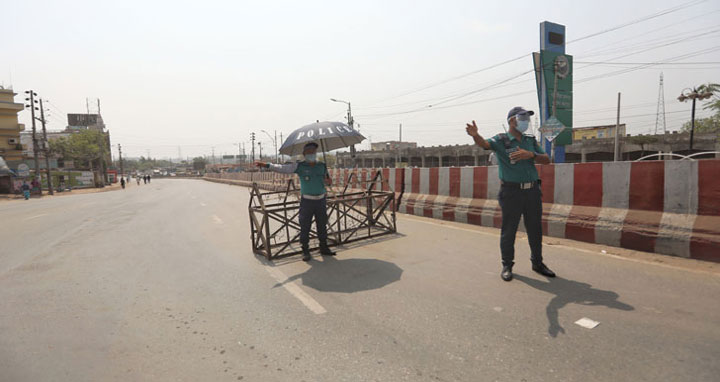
[634,152,720,161]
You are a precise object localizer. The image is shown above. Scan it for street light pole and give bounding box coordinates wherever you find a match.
[678,87,714,151]
[330,98,355,167]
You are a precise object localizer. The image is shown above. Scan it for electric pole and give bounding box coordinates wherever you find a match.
[39,98,54,194]
[24,90,41,194]
[399,123,402,142]
[614,92,621,162]
[118,144,124,180]
[279,132,284,163]
[211,146,215,164]
[250,132,256,162]
[258,141,263,161]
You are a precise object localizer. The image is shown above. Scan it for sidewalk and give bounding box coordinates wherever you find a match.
[0,182,123,203]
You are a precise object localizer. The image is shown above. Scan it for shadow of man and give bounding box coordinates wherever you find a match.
[514,274,634,337]
[275,256,403,293]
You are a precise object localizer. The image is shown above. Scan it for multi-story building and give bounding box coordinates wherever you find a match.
[370,141,418,151]
[0,87,26,164]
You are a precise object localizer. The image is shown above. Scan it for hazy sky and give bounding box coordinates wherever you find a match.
[3,0,719,159]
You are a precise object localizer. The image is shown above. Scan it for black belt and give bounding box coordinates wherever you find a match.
[502,180,540,189]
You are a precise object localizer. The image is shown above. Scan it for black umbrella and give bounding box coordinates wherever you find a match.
[279,121,365,156]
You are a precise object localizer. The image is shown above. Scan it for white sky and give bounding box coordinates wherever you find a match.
[3,0,719,159]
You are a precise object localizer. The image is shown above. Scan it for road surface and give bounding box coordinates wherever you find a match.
[1,179,719,382]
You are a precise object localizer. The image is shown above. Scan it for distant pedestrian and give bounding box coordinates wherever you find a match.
[120,177,126,189]
[465,106,556,282]
[143,175,147,184]
[136,176,141,185]
[147,175,151,183]
[21,181,31,200]
[31,177,40,195]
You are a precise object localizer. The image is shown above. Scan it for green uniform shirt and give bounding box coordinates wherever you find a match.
[488,133,545,183]
[269,161,328,195]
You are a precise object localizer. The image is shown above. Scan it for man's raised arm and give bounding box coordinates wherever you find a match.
[254,161,298,174]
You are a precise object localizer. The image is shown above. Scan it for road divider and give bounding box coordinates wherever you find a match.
[204,160,720,262]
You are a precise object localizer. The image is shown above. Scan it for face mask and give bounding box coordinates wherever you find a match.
[516,119,530,133]
[304,153,317,162]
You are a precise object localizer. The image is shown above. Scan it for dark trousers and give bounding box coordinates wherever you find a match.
[299,197,328,248]
[498,184,543,267]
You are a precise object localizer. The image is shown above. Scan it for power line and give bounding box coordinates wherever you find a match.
[567,0,709,44]
[359,0,709,110]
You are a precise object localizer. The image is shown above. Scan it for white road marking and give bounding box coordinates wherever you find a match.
[24,214,48,221]
[575,317,600,329]
[264,266,327,315]
[200,202,207,207]
[212,215,223,224]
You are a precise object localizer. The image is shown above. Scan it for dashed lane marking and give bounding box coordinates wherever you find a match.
[264,265,327,315]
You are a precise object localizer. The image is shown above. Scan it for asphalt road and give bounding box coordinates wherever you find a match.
[1,179,719,382]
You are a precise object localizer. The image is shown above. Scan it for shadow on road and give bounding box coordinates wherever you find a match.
[276,256,403,293]
[514,274,634,337]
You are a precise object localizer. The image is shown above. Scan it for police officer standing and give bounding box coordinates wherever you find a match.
[255,142,335,262]
[465,106,556,281]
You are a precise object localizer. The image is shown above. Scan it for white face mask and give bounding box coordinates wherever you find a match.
[516,119,530,133]
[510,113,531,133]
[304,153,317,162]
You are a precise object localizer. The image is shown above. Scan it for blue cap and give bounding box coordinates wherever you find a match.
[507,106,534,120]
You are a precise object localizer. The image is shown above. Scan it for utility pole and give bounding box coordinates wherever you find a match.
[274,130,278,164]
[118,144,124,180]
[279,132,284,163]
[250,132,256,162]
[399,123,402,142]
[24,90,41,194]
[614,92,621,162]
[258,141,263,161]
[211,147,215,164]
[39,99,54,194]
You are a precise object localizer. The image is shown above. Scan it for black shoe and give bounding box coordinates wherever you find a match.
[319,244,336,256]
[532,262,556,277]
[501,265,513,282]
[301,248,312,262]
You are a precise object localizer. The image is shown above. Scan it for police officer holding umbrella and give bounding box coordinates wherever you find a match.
[465,107,556,281]
[255,142,335,262]
[259,121,365,261]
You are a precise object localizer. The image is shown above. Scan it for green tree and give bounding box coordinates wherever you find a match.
[681,115,720,134]
[49,130,110,186]
[192,156,208,171]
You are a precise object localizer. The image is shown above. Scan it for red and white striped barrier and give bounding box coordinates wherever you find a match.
[397,160,720,262]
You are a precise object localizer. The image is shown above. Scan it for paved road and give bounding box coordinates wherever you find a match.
[1,179,719,382]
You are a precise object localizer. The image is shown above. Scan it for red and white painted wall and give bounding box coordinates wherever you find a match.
[328,160,720,262]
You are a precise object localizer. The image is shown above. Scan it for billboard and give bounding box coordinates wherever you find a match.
[67,114,99,127]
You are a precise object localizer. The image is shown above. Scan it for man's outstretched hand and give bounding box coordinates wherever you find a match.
[254,161,268,168]
[465,120,480,137]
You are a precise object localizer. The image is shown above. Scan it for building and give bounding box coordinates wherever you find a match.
[370,141,417,151]
[573,124,626,141]
[0,87,26,163]
[337,130,719,168]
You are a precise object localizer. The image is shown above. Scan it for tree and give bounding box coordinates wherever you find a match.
[192,157,208,171]
[681,115,720,134]
[49,130,110,186]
